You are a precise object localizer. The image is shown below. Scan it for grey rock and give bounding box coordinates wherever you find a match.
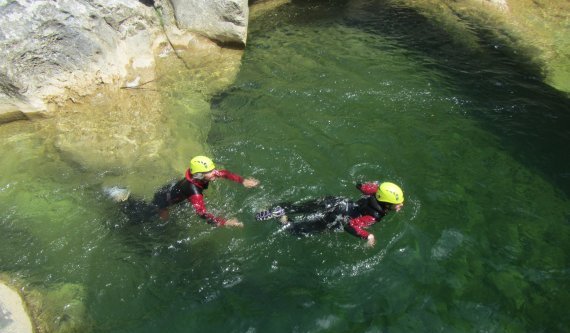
[0,0,160,120]
[171,0,249,45]
[0,0,250,123]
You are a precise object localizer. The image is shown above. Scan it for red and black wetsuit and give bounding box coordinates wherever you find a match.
[345,182,388,239]
[151,169,244,226]
[276,182,388,239]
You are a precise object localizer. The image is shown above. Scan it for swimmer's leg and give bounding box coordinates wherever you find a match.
[255,200,326,222]
[255,205,287,221]
[158,208,169,221]
[256,197,344,222]
[255,204,288,221]
[104,186,161,224]
[287,212,329,235]
[287,197,351,234]
[151,182,181,222]
[104,186,130,202]
[119,197,159,224]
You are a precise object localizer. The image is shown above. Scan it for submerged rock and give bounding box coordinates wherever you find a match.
[0,275,91,333]
[381,0,570,93]
[27,283,91,333]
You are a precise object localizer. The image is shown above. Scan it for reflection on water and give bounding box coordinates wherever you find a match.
[1,1,569,333]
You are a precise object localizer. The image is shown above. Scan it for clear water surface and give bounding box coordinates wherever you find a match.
[1,1,569,332]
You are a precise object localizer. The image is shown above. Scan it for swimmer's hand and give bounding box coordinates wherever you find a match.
[225,218,244,228]
[366,234,376,247]
[242,178,259,188]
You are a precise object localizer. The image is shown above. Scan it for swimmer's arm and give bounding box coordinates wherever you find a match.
[188,194,243,227]
[356,182,378,196]
[346,216,377,246]
[189,194,227,226]
[215,169,244,184]
[216,170,259,188]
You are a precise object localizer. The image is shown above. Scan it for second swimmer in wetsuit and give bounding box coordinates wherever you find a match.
[115,156,259,227]
[255,182,404,247]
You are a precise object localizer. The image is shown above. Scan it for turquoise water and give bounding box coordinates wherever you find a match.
[1,1,570,332]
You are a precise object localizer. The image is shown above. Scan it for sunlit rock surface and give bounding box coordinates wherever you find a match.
[170,0,249,45]
[0,0,160,121]
[0,0,250,123]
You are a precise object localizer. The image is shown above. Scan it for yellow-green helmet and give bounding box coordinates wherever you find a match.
[375,182,404,204]
[190,156,216,174]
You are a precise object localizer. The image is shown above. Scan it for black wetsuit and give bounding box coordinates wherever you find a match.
[277,194,388,238]
[120,169,243,225]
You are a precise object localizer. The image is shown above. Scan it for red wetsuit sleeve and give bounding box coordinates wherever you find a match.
[214,169,244,184]
[189,194,226,226]
[357,182,378,196]
[347,215,377,239]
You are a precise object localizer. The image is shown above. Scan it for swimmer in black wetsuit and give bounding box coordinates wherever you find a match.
[256,182,404,247]
[110,156,259,227]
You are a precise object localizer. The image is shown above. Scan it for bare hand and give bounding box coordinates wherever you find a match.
[225,218,244,228]
[242,178,259,188]
[366,234,376,247]
[279,215,289,225]
[159,208,170,221]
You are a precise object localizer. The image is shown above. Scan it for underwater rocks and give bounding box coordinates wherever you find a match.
[26,283,91,333]
[0,275,91,333]
[381,0,570,93]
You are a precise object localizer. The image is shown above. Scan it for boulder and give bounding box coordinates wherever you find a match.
[0,0,251,123]
[0,0,160,121]
[170,0,249,45]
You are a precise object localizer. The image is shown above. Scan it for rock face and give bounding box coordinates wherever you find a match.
[0,0,250,123]
[170,0,249,45]
[0,0,160,121]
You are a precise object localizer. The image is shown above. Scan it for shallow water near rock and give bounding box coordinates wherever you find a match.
[1,1,570,332]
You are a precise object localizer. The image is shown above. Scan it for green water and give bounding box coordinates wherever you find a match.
[1,1,570,332]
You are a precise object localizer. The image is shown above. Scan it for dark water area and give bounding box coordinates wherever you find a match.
[350,1,570,196]
[1,1,569,332]
[206,1,570,332]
